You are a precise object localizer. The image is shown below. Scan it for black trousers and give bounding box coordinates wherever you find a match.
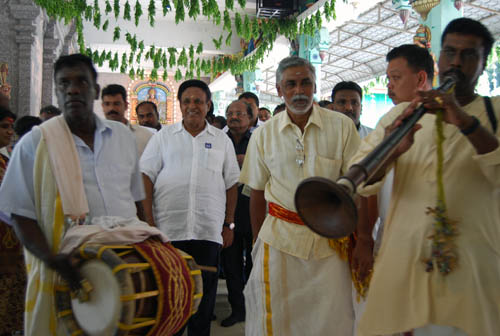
[172,240,221,336]
[220,229,253,317]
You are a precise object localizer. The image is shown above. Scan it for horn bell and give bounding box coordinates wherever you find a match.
[294,177,358,239]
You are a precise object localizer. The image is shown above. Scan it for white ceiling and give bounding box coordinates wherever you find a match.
[255,0,500,98]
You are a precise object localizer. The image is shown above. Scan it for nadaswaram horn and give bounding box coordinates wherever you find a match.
[294,75,457,239]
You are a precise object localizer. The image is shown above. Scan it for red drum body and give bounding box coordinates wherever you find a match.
[55,240,202,336]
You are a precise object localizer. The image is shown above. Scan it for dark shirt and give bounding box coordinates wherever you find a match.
[226,129,252,234]
[227,129,251,155]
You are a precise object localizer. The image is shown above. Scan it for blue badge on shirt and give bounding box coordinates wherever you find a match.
[205,143,212,149]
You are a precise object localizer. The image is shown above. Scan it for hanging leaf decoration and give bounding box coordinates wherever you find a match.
[134,0,142,26]
[34,0,340,82]
[196,42,203,54]
[174,0,185,24]
[174,68,182,81]
[112,26,120,41]
[189,45,195,59]
[242,14,250,41]
[178,48,188,67]
[168,47,177,67]
[124,1,131,21]
[113,0,120,18]
[213,35,223,50]
[223,10,231,32]
[104,0,112,15]
[237,0,246,9]
[234,12,242,36]
[188,0,200,19]
[225,31,232,46]
[315,11,322,28]
[162,0,171,16]
[148,0,156,26]
[92,0,101,28]
[330,0,337,20]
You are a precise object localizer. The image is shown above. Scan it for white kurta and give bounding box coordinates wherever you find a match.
[240,106,361,335]
[351,96,500,336]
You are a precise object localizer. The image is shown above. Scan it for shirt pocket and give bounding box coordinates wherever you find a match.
[313,155,343,180]
[206,149,224,173]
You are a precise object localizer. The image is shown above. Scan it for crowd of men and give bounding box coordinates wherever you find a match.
[0,17,498,336]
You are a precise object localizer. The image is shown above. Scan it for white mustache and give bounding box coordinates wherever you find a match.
[292,95,310,102]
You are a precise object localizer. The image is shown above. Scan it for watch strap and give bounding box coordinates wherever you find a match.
[460,116,480,135]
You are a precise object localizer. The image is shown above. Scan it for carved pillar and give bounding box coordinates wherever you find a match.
[41,20,59,107]
[61,21,77,56]
[9,0,43,116]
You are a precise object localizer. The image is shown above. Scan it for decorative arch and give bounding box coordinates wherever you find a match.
[127,79,177,125]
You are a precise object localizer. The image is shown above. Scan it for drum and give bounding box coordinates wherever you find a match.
[54,240,203,336]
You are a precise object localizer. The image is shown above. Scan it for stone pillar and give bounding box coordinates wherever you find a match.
[60,21,78,56]
[9,0,44,116]
[41,20,59,107]
[0,0,17,112]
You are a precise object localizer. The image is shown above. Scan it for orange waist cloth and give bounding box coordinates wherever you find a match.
[267,202,370,299]
[268,202,304,225]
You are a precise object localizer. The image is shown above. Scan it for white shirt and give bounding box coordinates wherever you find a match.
[0,147,9,158]
[358,124,373,139]
[0,116,145,221]
[140,121,240,245]
[128,123,153,157]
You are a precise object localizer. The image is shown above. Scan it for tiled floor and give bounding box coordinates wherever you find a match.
[183,280,246,336]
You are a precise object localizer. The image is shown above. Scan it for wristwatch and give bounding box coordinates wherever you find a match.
[223,222,235,230]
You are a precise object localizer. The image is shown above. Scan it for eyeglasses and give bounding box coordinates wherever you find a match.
[225,111,248,118]
[296,138,305,167]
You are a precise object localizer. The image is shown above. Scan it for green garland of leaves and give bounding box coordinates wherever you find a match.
[424,110,458,275]
[34,0,340,81]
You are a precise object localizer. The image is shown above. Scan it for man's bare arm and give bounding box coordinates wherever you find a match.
[250,189,266,242]
[222,184,238,248]
[141,174,156,226]
[12,214,82,289]
[135,201,145,222]
[12,215,52,262]
[225,183,238,224]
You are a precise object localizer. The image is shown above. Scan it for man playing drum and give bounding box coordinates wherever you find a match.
[0,54,146,336]
[240,56,361,335]
[351,18,500,336]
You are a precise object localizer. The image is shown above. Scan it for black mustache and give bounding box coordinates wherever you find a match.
[106,110,119,116]
[443,69,465,81]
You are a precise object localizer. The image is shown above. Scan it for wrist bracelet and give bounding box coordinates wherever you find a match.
[460,116,480,135]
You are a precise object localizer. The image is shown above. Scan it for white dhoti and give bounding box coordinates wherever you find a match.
[413,325,468,336]
[245,239,354,336]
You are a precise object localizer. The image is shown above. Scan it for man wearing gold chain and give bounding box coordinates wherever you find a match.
[351,18,499,336]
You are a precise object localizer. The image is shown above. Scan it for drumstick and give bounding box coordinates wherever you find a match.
[196,265,218,273]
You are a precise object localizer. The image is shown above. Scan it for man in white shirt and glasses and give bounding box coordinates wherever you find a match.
[240,56,361,336]
[140,79,240,336]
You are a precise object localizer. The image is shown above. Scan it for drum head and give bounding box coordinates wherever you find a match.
[71,259,121,336]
